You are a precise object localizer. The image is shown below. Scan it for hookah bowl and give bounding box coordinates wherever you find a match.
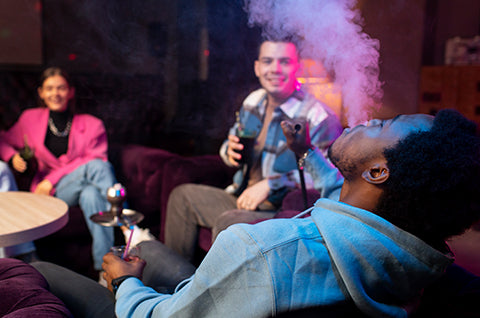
[90,183,144,227]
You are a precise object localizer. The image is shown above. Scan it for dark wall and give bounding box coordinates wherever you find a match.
[0,0,261,156]
[361,0,427,118]
[423,0,480,66]
[2,0,477,155]
[359,0,480,118]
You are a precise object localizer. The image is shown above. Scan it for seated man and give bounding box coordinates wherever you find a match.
[164,36,342,262]
[32,109,480,317]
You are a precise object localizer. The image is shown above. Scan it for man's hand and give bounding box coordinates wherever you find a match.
[237,179,270,210]
[102,252,146,293]
[34,179,53,196]
[226,134,243,166]
[280,119,312,157]
[11,153,27,173]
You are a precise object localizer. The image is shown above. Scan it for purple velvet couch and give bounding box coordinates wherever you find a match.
[0,258,72,317]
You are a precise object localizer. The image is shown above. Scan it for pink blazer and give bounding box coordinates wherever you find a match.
[0,108,108,192]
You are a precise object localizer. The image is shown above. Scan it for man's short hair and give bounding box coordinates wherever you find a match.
[374,109,480,248]
[257,34,302,59]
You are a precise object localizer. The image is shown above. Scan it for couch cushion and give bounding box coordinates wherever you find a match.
[0,258,72,317]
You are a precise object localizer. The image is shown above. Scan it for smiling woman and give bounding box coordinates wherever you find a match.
[38,75,74,113]
[0,67,118,274]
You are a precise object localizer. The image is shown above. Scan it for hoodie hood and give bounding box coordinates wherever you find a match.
[311,199,453,317]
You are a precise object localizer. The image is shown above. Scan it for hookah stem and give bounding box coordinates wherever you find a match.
[297,158,308,210]
[123,225,135,259]
[294,123,308,210]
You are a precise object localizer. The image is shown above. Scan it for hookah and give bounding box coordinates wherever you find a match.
[90,183,144,258]
[90,183,144,227]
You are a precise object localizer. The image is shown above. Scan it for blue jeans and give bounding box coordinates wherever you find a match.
[0,160,17,191]
[55,159,116,270]
[0,161,35,257]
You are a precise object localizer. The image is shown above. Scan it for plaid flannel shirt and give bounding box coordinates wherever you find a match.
[220,88,342,201]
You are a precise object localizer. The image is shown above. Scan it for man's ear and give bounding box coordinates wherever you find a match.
[254,60,260,78]
[361,163,390,185]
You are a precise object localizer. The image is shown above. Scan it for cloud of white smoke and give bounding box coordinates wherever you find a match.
[244,0,383,126]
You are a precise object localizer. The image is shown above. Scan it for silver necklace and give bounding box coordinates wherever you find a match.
[48,118,72,137]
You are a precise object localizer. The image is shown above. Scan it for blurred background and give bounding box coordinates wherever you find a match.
[0,0,479,155]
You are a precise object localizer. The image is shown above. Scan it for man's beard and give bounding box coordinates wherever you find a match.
[328,144,356,179]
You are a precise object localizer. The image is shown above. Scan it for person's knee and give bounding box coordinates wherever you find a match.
[215,210,245,226]
[167,184,198,215]
[88,159,114,173]
[80,184,101,200]
[30,261,62,284]
[213,210,247,241]
[30,261,51,273]
[169,184,195,202]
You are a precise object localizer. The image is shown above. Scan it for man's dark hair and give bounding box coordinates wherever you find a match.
[374,109,480,249]
[257,34,302,58]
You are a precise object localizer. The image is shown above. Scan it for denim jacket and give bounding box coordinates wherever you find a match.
[115,199,452,317]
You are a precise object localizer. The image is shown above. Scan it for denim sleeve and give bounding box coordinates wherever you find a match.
[115,227,275,318]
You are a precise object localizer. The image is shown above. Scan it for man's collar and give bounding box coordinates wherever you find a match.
[243,88,306,117]
[277,89,305,117]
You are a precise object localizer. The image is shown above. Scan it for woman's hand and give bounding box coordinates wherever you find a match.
[11,153,27,173]
[236,179,270,210]
[34,180,53,196]
[102,252,146,293]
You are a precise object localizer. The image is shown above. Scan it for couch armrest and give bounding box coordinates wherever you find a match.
[0,259,72,317]
[111,144,179,237]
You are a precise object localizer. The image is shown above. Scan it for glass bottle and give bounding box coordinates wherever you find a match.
[19,135,37,177]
